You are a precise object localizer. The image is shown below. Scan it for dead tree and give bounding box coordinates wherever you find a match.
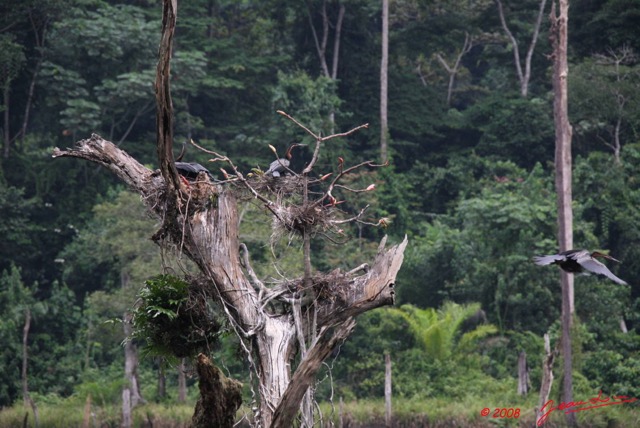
[495,0,548,97]
[307,0,345,81]
[380,0,389,163]
[517,350,529,395]
[307,0,346,131]
[52,1,407,426]
[550,0,575,425]
[593,46,638,164]
[535,333,556,425]
[434,32,474,106]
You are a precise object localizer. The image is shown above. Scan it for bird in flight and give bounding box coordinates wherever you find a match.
[533,249,628,285]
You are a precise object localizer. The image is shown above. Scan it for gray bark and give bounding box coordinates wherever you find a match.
[435,33,473,106]
[550,1,576,425]
[122,388,131,428]
[536,333,555,424]
[123,321,143,407]
[384,352,392,427]
[178,359,187,403]
[380,0,389,163]
[496,0,548,97]
[517,351,529,395]
[22,308,39,428]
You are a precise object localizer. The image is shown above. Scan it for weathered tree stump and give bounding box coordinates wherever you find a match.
[192,354,243,428]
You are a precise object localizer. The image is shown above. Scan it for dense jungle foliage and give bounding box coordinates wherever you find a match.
[1,0,639,425]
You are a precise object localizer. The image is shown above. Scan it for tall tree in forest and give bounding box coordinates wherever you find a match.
[495,0,548,97]
[0,34,25,158]
[380,0,389,163]
[549,0,575,426]
[53,1,406,427]
[307,0,345,129]
[571,47,640,164]
[308,0,344,81]
[0,265,45,425]
[434,32,474,106]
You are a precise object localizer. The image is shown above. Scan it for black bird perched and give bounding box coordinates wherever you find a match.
[265,143,302,177]
[174,141,215,182]
[533,249,628,285]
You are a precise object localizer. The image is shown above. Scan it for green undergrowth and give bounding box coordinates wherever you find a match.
[0,399,193,428]
[319,395,640,427]
[2,394,637,427]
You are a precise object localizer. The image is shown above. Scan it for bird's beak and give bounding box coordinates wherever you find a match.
[604,254,621,263]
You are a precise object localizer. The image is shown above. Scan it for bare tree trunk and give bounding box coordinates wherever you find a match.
[178,359,187,403]
[123,312,144,406]
[19,57,42,142]
[22,308,39,427]
[122,388,132,428]
[307,0,345,131]
[19,11,49,143]
[496,0,548,97]
[613,116,622,164]
[550,1,575,426]
[271,319,356,428]
[3,85,10,158]
[331,4,345,81]
[435,33,473,106]
[517,351,529,395]
[380,0,389,163]
[157,359,166,400]
[536,333,555,425]
[22,308,31,407]
[620,318,628,333]
[308,0,330,78]
[384,353,392,427]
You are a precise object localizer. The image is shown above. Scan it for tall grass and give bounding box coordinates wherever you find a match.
[1,393,637,427]
[0,399,193,428]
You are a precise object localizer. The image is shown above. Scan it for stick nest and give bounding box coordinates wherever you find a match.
[309,270,352,303]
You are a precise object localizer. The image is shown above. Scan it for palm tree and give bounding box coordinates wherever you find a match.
[390,302,497,360]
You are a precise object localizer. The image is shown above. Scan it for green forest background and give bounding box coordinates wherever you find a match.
[1,0,639,426]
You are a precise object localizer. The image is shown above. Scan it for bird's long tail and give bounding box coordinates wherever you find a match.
[532,255,562,266]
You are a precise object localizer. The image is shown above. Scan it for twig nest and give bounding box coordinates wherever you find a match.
[271,201,333,239]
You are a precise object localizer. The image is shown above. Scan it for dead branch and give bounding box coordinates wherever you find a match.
[496,0,548,97]
[312,160,387,210]
[271,317,356,428]
[155,0,180,195]
[52,134,160,198]
[240,243,268,296]
[331,205,371,225]
[277,110,368,175]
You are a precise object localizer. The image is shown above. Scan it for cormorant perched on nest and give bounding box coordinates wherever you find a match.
[174,141,215,181]
[265,144,303,177]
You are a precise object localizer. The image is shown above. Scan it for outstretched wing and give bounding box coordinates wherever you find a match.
[578,258,628,285]
[533,254,567,266]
